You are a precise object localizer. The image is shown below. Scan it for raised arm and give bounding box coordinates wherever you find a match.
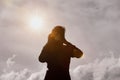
[64,41,83,58]
[73,48,83,58]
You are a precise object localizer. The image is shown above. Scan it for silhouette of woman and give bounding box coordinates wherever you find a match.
[39,26,83,80]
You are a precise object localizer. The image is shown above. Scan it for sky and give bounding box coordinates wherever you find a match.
[0,0,120,80]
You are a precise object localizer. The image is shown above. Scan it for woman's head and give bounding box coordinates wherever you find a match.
[50,25,65,41]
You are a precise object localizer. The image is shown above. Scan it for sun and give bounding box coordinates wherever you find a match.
[29,15,44,30]
[24,12,45,32]
[23,9,47,33]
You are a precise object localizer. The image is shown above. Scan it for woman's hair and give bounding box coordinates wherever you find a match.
[52,25,65,38]
[47,26,65,43]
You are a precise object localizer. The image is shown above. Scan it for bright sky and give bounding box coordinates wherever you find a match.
[0,0,120,77]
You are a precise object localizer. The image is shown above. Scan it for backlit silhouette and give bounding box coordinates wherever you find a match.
[39,26,83,80]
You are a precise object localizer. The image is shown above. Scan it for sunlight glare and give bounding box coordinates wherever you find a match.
[29,15,44,31]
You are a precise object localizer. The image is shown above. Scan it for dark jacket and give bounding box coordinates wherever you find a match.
[39,38,83,80]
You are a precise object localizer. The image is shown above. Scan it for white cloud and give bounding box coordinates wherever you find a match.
[1,52,120,80]
[27,66,47,80]
[6,54,16,68]
[0,54,47,80]
[0,69,31,80]
[0,71,18,80]
[0,68,46,80]
[72,54,120,80]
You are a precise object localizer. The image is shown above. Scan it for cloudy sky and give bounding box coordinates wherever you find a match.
[0,0,120,80]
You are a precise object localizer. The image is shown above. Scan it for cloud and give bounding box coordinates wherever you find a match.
[102,67,120,80]
[27,67,47,80]
[0,68,46,80]
[1,0,120,68]
[6,54,16,68]
[1,52,120,80]
[46,0,120,22]
[1,0,120,79]
[0,55,47,80]
[72,53,120,80]
[0,69,31,80]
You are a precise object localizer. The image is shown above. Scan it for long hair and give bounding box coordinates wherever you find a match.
[52,26,65,38]
[48,26,66,42]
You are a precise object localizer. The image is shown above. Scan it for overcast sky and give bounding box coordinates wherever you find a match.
[0,0,120,80]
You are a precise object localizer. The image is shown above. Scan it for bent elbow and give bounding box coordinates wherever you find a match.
[38,56,46,63]
[77,51,83,58]
[73,49,84,58]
